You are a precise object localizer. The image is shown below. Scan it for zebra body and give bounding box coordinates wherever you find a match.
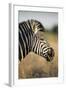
[19,20,33,60]
[19,19,54,61]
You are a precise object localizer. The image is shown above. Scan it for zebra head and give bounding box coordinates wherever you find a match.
[42,47,55,61]
[40,47,55,61]
[32,35,55,62]
[40,40,55,61]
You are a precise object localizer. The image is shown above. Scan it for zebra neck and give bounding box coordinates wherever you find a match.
[31,36,40,55]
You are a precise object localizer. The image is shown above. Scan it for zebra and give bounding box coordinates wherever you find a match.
[19,19,55,62]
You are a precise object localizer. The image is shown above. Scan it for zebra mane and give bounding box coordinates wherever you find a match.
[27,19,45,34]
[19,19,45,34]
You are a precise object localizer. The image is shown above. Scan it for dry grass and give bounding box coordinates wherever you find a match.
[19,31,58,79]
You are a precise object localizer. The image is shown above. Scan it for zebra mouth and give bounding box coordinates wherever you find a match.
[41,52,54,62]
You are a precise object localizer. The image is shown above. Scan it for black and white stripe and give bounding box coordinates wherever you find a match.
[19,20,55,61]
[19,20,33,61]
[32,35,54,61]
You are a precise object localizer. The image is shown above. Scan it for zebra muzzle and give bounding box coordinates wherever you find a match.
[47,47,55,61]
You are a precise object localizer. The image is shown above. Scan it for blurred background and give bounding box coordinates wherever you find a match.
[18,11,58,31]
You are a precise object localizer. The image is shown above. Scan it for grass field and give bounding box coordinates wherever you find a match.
[19,31,58,79]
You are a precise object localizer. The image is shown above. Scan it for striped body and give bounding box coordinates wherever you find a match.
[19,21,33,61]
[19,20,54,61]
